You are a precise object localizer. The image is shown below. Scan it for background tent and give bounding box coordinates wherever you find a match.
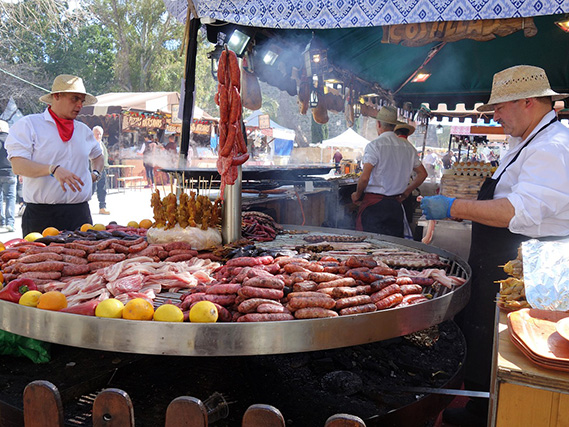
[244,110,296,156]
[321,128,369,150]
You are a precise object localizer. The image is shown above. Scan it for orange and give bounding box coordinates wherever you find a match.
[80,223,94,232]
[0,242,5,252]
[42,227,60,237]
[0,271,3,284]
[122,298,154,321]
[37,291,68,311]
[139,219,153,229]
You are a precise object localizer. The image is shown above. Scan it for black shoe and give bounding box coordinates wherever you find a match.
[442,402,487,427]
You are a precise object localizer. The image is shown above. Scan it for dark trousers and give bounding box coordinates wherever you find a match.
[95,169,107,209]
[360,198,404,237]
[144,163,154,184]
[22,202,92,236]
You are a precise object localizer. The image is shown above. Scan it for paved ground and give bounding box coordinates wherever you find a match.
[0,185,164,242]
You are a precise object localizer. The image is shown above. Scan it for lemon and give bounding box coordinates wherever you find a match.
[19,290,43,307]
[95,298,125,318]
[80,223,94,232]
[189,301,218,323]
[24,232,43,242]
[122,298,154,320]
[127,220,139,228]
[153,304,184,322]
[93,223,106,231]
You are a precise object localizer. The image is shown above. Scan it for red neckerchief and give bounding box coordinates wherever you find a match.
[48,107,74,142]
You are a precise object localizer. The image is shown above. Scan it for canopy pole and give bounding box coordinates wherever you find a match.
[420,118,429,160]
[179,18,200,168]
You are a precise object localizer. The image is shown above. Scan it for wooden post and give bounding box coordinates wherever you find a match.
[92,388,135,427]
[242,404,285,427]
[165,396,208,427]
[23,380,64,427]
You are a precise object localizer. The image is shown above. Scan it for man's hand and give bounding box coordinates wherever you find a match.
[420,195,455,220]
[53,167,84,192]
[351,192,361,205]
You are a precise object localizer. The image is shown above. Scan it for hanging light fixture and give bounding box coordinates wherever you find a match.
[411,68,431,83]
[555,15,569,33]
[227,29,251,57]
[309,75,320,108]
[303,32,328,77]
[207,44,225,81]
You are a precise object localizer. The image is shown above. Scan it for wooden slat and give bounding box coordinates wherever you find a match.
[325,413,367,427]
[92,388,135,427]
[165,396,208,427]
[23,380,64,427]
[242,404,285,427]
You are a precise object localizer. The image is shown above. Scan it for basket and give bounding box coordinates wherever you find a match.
[440,174,485,200]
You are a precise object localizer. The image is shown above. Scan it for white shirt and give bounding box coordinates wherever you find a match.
[493,110,569,238]
[6,109,102,204]
[362,131,421,196]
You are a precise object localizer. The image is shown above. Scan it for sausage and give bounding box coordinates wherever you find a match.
[243,276,284,290]
[398,294,429,306]
[323,266,339,274]
[339,303,377,316]
[88,261,116,271]
[256,303,287,314]
[228,50,240,90]
[238,298,282,314]
[19,271,62,280]
[370,277,397,292]
[61,248,87,258]
[275,256,308,267]
[238,286,283,300]
[284,263,310,274]
[328,287,358,299]
[287,291,327,300]
[371,266,397,276]
[110,243,130,254]
[356,285,373,295]
[294,307,339,319]
[128,241,149,253]
[1,250,21,263]
[226,256,274,267]
[237,313,294,322]
[370,284,402,303]
[205,283,241,295]
[19,261,65,273]
[345,270,383,284]
[203,294,236,306]
[61,255,88,265]
[374,293,404,310]
[87,253,126,263]
[288,296,335,310]
[400,284,423,295]
[301,263,325,273]
[168,249,199,257]
[220,123,236,157]
[64,242,96,253]
[292,281,318,292]
[120,237,146,247]
[62,264,91,276]
[346,257,377,269]
[316,277,356,289]
[18,252,63,263]
[406,277,435,287]
[164,254,196,263]
[217,51,228,87]
[396,277,414,285]
[163,241,194,252]
[290,271,311,282]
[335,295,373,310]
[319,256,340,263]
[307,272,341,283]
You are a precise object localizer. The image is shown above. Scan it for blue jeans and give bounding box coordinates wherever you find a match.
[0,175,17,227]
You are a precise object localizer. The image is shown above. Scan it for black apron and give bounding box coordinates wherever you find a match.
[460,118,557,391]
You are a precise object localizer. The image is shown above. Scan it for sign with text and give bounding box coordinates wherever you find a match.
[258,114,270,129]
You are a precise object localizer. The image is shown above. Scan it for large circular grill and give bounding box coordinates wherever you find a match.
[0,227,471,356]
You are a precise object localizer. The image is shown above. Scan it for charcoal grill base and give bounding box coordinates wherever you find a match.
[0,321,465,427]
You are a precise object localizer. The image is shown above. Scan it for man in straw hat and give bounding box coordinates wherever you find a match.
[5,74,104,236]
[421,65,569,425]
[351,105,427,237]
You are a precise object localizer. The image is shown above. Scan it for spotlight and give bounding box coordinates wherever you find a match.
[412,68,431,83]
[227,29,251,57]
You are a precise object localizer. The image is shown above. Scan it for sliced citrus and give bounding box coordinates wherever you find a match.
[122,298,154,320]
[37,291,68,311]
[80,223,94,232]
[42,227,60,237]
[189,301,218,323]
[95,298,125,318]
[153,304,184,322]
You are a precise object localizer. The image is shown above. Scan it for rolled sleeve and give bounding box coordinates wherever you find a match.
[5,119,34,160]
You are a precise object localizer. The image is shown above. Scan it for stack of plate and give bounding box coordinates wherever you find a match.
[507,308,569,372]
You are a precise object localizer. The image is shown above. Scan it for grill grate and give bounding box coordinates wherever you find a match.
[66,391,101,426]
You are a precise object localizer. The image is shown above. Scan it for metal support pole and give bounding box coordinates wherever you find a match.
[222,167,242,244]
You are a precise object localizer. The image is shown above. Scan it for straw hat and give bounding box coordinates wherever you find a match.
[394,122,416,136]
[0,120,8,133]
[39,74,97,106]
[477,65,569,112]
[376,106,406,126]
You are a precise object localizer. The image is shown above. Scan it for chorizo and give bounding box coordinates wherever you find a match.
[220,123,236,157]
[256,303,287,314]
[227,50,240,90]
[87,253,126,263]
[339,303,377,316]
[346,256,377,269]
[88,261,116,271]
[398,294,429,306]
[205,283,241,295]
[284,263,310,274]
[61,264,91,276]
[18,252,63,263]
[238,298,282,314]
[316,277,356,289]
[294,307,338,319]
[396,277,414,286]
[237,313,294,322]
[307,272,341,283]
[292,281,318,292]
[335,295,373,310]
[287,291,326,300]
[128,241,149,253]
[110,243,130,254]
[345,270,383,284]
[370,277,397,292]
[400,284,423,295]
[163,241,194,252]
[203,294,236,306]
[19,261,65,273]
[61,255,88,265]
[238,286,283,300]
[168,249,199,257]
[370,284,402,303]
[19,271,62,280]
[371,266,397,276]
[329,287,358,299]
[288,296,335,310]
[374,293,404,310]
[243,276,284,290]
[61,248,87,258]
[164,254,196,263]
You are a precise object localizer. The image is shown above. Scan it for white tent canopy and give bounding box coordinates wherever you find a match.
[321,128,369,150]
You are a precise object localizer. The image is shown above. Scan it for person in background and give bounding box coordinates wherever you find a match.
[5,74,103,235]
[393,123,415,141]
[0,120,17,232]
[165,134,178,153]
[92,126,110,215]
[422,149,438,181]
[351,106,427,237]
[394,123,420,236]
[421,65,569,426]
[332,148,343,174]
[441,150,453,169]
[140,137,157,188]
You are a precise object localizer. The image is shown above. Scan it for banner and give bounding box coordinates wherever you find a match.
[122,114,166,130]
